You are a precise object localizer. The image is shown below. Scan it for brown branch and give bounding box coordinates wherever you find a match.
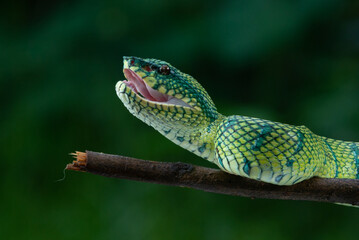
[66,151,359,206]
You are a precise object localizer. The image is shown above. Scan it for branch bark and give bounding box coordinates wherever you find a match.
[66,151,359,206]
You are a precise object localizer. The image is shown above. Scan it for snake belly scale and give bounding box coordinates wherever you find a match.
[116,56,359,185]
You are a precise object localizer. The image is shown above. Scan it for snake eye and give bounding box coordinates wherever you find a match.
[159,65,170,75]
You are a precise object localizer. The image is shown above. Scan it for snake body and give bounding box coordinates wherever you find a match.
[116,56,359,185]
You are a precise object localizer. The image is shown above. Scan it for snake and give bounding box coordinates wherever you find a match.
[115,56,359,185]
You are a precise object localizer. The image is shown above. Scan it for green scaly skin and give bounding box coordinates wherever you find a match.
[116,56,359,185]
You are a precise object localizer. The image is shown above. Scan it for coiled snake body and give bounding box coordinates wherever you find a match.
[116,56,359,185]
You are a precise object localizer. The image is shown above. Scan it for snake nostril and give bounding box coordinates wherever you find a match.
[124,56,136,66]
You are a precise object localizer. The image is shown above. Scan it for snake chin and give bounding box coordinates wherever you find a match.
[122,68,192,108]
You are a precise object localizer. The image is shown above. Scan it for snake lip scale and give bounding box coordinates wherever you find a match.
[116,56,359,186]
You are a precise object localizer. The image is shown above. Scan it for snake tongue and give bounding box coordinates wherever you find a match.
[124,69,156,101]
[145,84,169,102]
[123,69,168,102]
[122,69,192,108]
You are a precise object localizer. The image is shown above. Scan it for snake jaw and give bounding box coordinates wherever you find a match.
[119,56,219,121]
[122,68,192,108]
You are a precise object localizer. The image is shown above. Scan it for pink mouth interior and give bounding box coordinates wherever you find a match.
[123,68,192,108]
[123,69,169,102]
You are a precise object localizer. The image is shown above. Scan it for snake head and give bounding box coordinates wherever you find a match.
[117,56,218,121]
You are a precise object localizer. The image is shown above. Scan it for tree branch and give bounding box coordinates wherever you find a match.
[66,151,359,206]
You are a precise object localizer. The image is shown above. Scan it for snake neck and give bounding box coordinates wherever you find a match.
[164,115,225,162]
[117,80,224,162]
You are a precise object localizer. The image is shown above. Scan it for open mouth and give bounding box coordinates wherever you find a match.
[123,69,192,108]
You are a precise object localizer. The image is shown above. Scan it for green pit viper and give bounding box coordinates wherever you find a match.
[116,56,359,186]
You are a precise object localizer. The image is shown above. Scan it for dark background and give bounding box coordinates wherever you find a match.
[1,0,359,239]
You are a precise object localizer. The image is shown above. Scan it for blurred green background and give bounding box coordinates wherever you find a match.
[1,0,359,239]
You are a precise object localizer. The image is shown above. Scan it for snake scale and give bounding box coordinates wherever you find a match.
[116,56,359,185]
